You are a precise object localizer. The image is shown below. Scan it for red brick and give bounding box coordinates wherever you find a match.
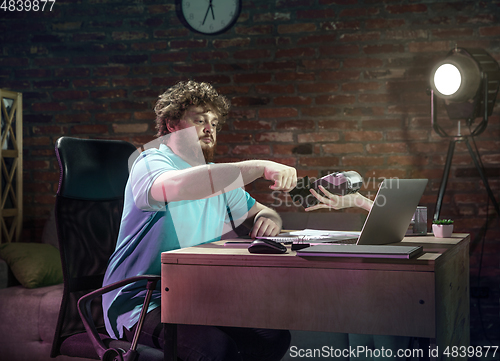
[154,28,189,38]
[73,79,110,88]
[479,26,500,37]
[72,32,106,42]
[71,102,107,111]
[456,15,496,25]
[32,125,64,135]
[192,51,230,61]
[234,49,271,60]
[316,95,356,105]
[231,97,271,107]
[408,41,449,53]
[301,107,338,117]
[52,90,89,100]
[260,61,297,71]
[276,120,315,130]
[32,102,67,112]
[318,70,360,81]
[298,132,340,143]
[258,108,298,119]
[275,72,316,82]
[234,74,272,84]
[173,64,212,73]
[297,83,339,93]
[95,113,131,122]
[255,132,294,142]
[255,84,295,94]
[169,39,207,49]
[233,120,272,131]
[365,19,405,29]
[231,145,271,155]
[131,42,168,51]
[341,82,381,92]
[15,69,51,78]
[386,4,427,14]
[134,112,155,121]
[112,78,149,87]
[151,52,189,63]
[94,66,130,77]
[0,57,29,67]
[318,120,358,130]
[71,124,109,135]
[342,155,384,167]
[278,23,316,34]
[213,38,251,49]
[253,13,291,22]
[297,9,335,19]
[320,44,359,56]
[339,32,380,43]
[112,31,149,41]
[322,143,364,154]
[274,96,312,106]
[359,94,399,103]
[299,156,340,167]
[366,142,408,154]
[363,44,405,54]
[432,28,474,38]
[235,25,273,35]
[110,101,149,110]
[297,34,337,45]
[321,20,360,31]
[113,123,149,133]
[388,155,429,166]
[345,131,383,142]
[276,47,316,59]
[217,133,254,143]
[339,7,379,17]
[343,58,384,68]
[302,59,341,69]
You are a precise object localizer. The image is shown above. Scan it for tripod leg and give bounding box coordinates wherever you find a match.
[464,138,500,217]
[434,140,456,221]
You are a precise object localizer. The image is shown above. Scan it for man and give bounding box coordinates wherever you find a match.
[102,80,296,361]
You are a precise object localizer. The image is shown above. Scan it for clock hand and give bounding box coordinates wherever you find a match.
[202,0,212,25]
[210,0,215,20]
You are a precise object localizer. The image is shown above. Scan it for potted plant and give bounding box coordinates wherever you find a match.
[432,219,454,238]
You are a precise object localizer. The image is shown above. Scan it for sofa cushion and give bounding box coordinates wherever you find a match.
[0,242,63,288]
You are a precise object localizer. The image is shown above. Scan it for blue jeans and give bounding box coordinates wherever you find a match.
[124,307,291,361]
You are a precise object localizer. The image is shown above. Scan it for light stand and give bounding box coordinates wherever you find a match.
[431,60,500,220]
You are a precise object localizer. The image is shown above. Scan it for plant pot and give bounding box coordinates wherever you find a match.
[432,224,453,238]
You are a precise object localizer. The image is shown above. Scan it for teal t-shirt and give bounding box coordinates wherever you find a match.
[102,144,255,339]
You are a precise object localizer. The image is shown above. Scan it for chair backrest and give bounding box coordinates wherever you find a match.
[51,137,137,357]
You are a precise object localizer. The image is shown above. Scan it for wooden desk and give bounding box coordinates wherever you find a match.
[161,234,469,360]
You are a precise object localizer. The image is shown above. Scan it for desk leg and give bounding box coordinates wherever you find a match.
[163,323,177,361]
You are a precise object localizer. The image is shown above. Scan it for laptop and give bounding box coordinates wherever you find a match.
[283,178,428,246]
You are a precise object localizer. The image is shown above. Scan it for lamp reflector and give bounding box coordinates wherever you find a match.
[433,64,461,96]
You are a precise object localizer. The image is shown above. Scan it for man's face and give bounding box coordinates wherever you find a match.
[169,105,218,162]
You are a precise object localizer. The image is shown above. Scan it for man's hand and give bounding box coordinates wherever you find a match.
[250,216,280,238]
[263,162,297,192]
[305,185,373,212]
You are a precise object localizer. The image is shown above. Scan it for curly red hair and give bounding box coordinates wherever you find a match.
[154,80,230,137]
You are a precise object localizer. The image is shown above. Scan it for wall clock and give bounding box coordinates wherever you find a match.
[176,0,242,35]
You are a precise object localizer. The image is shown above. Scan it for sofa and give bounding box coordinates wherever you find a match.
[0,210,93,361]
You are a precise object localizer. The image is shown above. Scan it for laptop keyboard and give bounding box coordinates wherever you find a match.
[328,238,358,244]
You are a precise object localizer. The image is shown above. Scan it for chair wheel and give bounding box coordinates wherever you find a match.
[102,348,125,361]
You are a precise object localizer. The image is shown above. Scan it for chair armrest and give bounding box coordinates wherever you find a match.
[77,275,161,361]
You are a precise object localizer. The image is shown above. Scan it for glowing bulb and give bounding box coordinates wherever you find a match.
[433,64,462,96]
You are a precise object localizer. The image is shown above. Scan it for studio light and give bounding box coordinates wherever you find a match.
[429,47,500,220]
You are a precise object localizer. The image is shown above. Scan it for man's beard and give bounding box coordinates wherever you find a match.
[202,141,216,163]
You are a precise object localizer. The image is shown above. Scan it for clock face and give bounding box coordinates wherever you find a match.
[178,0,241,35]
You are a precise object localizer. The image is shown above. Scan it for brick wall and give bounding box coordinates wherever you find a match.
[1,0,499,346]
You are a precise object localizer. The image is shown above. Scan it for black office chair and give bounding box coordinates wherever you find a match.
[50,137,163,361]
